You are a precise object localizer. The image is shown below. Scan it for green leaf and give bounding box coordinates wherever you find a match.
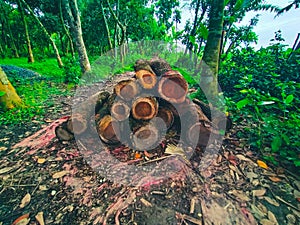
[0,91,6,97]
[239,89,248,93]
[284,94,294,104]
[271,136,282,152]
[236,98,250,109]
[281,134,290,145]
[257,101,275,105]
[294,160,300,167]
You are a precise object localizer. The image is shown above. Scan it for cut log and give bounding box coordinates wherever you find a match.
[98,115,121,145]
[134,59,156,75]
[55,122,74,141]
[158,71,188,104]
[114,79,139,101]
[131,123,160,151]
[66,113,88,135]
[110,100,131,121]
[156,107,174,130]
[149,57,172,76]
[132,96,158,120]
[185,122,212,147]
[135,70,157,89]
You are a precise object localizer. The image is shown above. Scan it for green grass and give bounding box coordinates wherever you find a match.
[0,57,64,79]
[0,58,71,125]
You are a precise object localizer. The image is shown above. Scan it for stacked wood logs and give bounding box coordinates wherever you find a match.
[56,58,231,151]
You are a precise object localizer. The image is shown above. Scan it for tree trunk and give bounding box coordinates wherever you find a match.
[0,67,23,110]
[101,3,113,50]
[17,0,34,63]
[131,96,158,120]
[201,0,225,103]
[64,0,91,73]
[21,0,63,68]
[59,0,75,57]
[0,3,19,58]
[114,79,139,101]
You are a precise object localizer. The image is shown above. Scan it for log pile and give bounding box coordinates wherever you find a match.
[56,58,230,152]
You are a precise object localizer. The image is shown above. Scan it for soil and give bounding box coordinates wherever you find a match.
[0,70,299,225]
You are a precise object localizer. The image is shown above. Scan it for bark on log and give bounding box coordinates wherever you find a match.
[66,113,87,135]
[114,79,139,101]
[134,59,156,75]
[131,123,160,151]
[98,115,121,145]
[110,100,130,121]
[185,122,212,147]
[149,57,172,76]
[55,122,74,141]
[131,96,158,120]
[158,71,188,104]
[135,70,157,89]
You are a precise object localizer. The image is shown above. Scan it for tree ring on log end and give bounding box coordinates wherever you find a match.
[114,79,139,101]
[132,97,158,120]
[135,69,157,89]
[158,71,188,103]
[132,124,160,151]
[111,101,130,121]
[98,115,121,145]
[186,122,211,147]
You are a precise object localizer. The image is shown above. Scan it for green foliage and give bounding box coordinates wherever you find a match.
[220,41,300,167]
[62,57,81,84]
[0,91,6,97]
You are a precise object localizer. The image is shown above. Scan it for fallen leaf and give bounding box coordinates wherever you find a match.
[35,212,45,225]
[37,158,46,164]
[0,166,14,175]
[229,190,250,201]
[268,211,278,224]
[20,193,31,208]
[257,160,268,169]
[0,146,7,151]
[12,213,30,225]
[251,204,266,220]
[246,172,258,180]
[134,152,142,159]
[269,176,281,182]
[52,170,69,179]
[263,196,280,207]
[236,154,252,162]
[140,198,152,207]
[252,189,266,197]
[39,185,48,191]
[260,219,275,225]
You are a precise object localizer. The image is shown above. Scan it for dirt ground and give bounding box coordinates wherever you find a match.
[0,78,299,225]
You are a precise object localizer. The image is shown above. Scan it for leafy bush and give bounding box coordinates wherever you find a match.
[62,57,81,84]
[219,42,300,167]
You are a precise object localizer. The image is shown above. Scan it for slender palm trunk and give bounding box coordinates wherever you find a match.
[17,0,34,63]
[21,0,63,68]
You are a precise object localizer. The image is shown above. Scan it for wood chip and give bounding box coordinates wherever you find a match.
[12,213,30,225]
[35,212,45,225]
[268,211,278,224]
[263,196,280,207]
[229,190,250,202]
[260,219,276,225]
[252,189,266,197]
[20,193,31,208]
[140,198,152,207]
[0,166,14,175]
[52,170,69,179]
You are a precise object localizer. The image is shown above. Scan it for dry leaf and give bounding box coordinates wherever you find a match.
[12,213,30,225]
[140,198,152,207]
[269,176,281,182]
[268,211,278,224]
[35,212,45,225]
[37,158,46,164]
[257,160,268,169]
[236,154,252,162]
[251,204,266,219]
[252,189,266,197]
[20,193,31,208]
[0,166,14,175]
[52,170,69,179]
[0,146,7,151]
[263,196,280,207]
[260,219,275,225]
[246,172,258,180]
[229,190,250,201]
